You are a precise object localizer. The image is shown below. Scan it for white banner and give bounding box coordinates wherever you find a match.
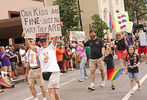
[20,5,61,38]
[70,31,85,41]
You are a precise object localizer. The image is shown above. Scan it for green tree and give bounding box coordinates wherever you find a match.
[124,0,146,22]
[54,0,81,37]
[91,14,109,38]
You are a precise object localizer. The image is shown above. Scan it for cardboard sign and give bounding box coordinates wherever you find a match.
[20,5,61,38]
[139,32,147,46]
[70,31,85,41]
[114,12,130,32]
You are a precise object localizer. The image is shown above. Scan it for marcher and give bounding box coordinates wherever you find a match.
[77,28,105,90]
[25,38,46,100]
[71,41,88,82]
[104,47,115,90]
[114,33,128,68]
[137,30,147,63]
[125,45,141,94]
[23,33,61,100]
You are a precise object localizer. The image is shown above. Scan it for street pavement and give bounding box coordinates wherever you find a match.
[0,56,147,100]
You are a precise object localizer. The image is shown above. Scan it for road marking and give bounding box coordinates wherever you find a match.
[122,73,147,100]
[24,77,79,100]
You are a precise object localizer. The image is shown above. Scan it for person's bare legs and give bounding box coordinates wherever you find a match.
[90,69,96,83]
[100,70,105,82]
[54,89,61,100]
[29,85,37,99]
[119,59,123,68]
[40,85,46,98]
[48,88,55,100]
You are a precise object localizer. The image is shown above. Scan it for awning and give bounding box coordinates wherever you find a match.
[0,17,23,39]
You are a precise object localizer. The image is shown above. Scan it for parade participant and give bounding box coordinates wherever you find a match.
[22,32,61,100]
[137,29,147,63]
[125,45,141,94]
[71,41,88,82]
[77,28,105,90]
[25,38,46,100]
[125,33,135,47]
[104,47,115,90]
[114,33,128,68]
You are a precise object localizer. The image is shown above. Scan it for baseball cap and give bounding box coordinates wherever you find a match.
[38,36,47,41]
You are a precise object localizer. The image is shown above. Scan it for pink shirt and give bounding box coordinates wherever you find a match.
[76,45,86,58]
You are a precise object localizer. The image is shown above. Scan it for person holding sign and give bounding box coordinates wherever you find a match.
[22,33,61,100]
[25,38,47,100]
[137,29,147,63]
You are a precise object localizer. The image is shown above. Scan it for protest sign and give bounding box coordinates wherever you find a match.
[114,12,130,32]
[126,21,133,33]
[70,31,85,41]
[20,5,61,38]
[139,32,147,46]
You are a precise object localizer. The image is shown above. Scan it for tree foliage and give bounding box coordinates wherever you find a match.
[91,14,109,38]
[54,0,81,36]
[124,0,147,21]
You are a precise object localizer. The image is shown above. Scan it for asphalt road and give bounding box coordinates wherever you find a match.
[0,57,147,100]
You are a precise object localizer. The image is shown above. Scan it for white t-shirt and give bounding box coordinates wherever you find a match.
[37,42,60,72]
[19,49,26,62]
[26,49,38,67]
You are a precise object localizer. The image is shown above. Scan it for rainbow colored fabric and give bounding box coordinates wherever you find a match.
[109,13,114,33]
[108,68,125,80]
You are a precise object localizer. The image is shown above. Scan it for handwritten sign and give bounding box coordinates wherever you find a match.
[139,32,147,46]
[70,31,85,41]
[114,12,130,32]
[20,5,61,38]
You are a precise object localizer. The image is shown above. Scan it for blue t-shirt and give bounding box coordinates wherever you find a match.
[0,52,11,66]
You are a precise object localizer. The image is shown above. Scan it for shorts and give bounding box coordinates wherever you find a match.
[28,68,44,86]
[138,46,147,54]
[2,65,12,72]
[116,50,127,59]
[47,72,60,89]
[11,62,17,71]
[128,72,138,79]
[89,58,104,71]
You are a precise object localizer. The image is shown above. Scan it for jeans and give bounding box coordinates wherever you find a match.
[80,57,88,79]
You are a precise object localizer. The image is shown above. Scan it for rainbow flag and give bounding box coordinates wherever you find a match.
[108,68,125,80]
[109,13,114,33]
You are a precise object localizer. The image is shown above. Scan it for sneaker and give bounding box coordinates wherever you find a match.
[138,84,141,90]
[111,85,115,90]
[78,79,84,82]
[84,77,88,80]
[100,81,105,87]
[88,84,95,90]
[71,68,75,71]
[34,98,38,100]
[130,89,135,94]
[43,97,47,100]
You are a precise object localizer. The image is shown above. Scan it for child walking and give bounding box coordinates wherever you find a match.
[104,47,115,90]
[125,45,141,94]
